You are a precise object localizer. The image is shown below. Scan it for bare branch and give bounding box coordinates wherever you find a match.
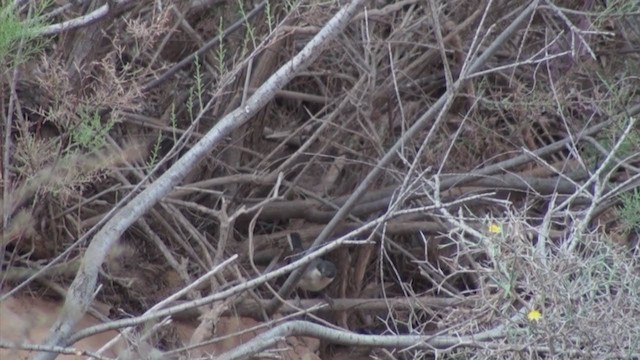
[33,0,368,357]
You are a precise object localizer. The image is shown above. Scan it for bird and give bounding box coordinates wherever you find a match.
[289,232,337,292]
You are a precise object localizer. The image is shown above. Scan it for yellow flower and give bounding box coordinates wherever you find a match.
[527,309,542,322]
[488,223,502,234]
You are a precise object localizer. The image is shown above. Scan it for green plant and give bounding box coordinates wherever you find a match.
[147,132,163,169]
[215,16,228,75]
[236,0,257,53]
[169,102,177,143]
[194,54,203,113]
[265,1,274,33]
[70,106,116,151]
[617,189,640,234]
[0,2,48,70]
[187,86,195,121]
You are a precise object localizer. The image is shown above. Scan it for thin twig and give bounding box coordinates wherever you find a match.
[265,0,542,314]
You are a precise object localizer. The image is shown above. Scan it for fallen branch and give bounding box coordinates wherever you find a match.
[33,1,367,358]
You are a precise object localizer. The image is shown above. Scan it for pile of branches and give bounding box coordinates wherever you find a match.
[1,0,638,358]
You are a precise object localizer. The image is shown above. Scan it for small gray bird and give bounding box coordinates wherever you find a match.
[289,233,337,292]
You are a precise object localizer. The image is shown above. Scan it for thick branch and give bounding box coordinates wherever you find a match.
[34,1,367,358]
